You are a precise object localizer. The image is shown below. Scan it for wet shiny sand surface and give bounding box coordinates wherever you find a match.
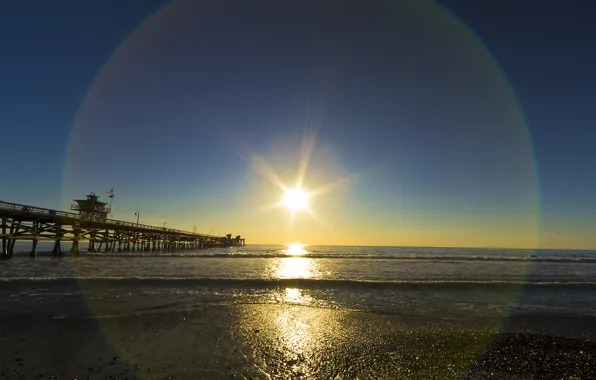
[1,302,595,379]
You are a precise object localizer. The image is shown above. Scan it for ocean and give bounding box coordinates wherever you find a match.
[1,244,596,379]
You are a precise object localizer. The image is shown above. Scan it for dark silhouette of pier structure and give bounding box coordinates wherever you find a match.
[0,193,245,260]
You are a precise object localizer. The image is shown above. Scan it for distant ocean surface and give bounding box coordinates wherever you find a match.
[2,244,596,323]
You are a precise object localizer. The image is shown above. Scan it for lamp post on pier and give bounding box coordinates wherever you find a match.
[163,221,167,229]
[135,210,140,226]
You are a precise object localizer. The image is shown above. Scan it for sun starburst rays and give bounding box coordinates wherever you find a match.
[231,130,372,224]
[226,94,376,225]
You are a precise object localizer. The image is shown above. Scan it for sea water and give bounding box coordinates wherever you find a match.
[2,244,596,326]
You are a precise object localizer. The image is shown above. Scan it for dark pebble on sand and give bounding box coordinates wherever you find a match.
[466,333,596,379]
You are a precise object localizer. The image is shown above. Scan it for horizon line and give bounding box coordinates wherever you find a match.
[244,243,596,252]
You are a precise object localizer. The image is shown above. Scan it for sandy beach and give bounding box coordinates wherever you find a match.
[1,297,596,380]
[2,249,596,379]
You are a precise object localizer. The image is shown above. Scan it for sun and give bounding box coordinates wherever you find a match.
[282,186,310,213]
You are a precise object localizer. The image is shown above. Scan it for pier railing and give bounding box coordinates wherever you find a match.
[0,200,218,238]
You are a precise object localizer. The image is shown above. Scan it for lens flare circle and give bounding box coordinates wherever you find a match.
[62,0,540,377]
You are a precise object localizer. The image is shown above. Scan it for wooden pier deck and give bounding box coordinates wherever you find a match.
[0,200,245,259]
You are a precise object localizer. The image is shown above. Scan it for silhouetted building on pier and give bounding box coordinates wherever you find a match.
[71,193,110,221]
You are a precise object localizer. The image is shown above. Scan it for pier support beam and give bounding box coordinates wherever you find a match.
[1,218,8,260]
[89,230,97,253]
[70,240,80,256]
[30,220,39,258]
[104,232,110,252]
[53,225,62,257]
[8,238,15,259]
[52,240,62,257]
[7,221,17,259]
[30,239,38,259]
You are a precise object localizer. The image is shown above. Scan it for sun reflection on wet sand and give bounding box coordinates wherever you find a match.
[275,307,313,353]
[285,288,301,301]
[283,288,312,304]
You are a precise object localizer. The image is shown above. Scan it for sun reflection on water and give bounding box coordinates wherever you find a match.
[277,257,312,278]
[285,243,307,255]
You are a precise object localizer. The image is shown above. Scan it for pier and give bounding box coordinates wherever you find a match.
[0,194,245,260]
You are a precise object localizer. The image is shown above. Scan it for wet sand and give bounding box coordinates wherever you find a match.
[1,302,596,379]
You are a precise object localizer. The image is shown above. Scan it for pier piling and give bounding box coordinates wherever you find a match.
[30,239,38,258]
[1,217,8,260]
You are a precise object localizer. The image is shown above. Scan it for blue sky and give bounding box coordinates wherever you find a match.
[1,0,594,248]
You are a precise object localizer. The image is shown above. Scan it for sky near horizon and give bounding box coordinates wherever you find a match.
[1,0,595,249]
